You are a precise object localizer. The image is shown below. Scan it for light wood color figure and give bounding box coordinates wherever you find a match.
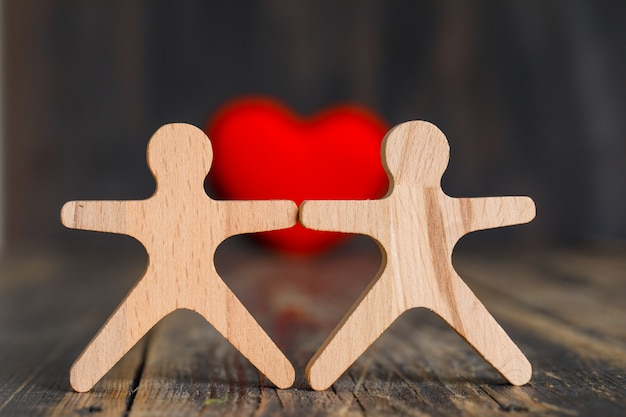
[301,121,536,391]
[61,124,297,392]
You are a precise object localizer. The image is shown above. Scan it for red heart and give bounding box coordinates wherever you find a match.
[205,97,389,253]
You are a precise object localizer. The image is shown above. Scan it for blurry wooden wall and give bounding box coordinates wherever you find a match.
[5,1,626,246]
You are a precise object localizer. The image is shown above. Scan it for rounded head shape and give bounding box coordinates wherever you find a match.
[382,121,450,187]
[146,123,213,185]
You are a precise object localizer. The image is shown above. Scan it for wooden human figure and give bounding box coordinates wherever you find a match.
[62,124,297,392]
[300,121,535,390]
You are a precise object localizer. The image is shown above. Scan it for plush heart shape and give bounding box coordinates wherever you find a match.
[205,97,389,253]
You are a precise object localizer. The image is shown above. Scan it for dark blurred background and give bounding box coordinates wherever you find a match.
[4,1,626,249]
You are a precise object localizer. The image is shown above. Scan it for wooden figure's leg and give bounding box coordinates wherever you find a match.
[432,275,532,386]
[194,279,295,389]
[306,276,400,391]
[70,276,171,392]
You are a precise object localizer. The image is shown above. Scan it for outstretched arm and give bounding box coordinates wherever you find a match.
[61,200,130,235]
[453,196,536,234]
[216,200,299,236]
[300,199,385,237]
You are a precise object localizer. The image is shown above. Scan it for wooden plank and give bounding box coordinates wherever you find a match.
[2,243,626,416]
[0,245,145,417]
[454,247,626,416]
[46,343,145,417]
[124,311,277,417]
[457,247,626,349]
[293,245,626,416]
[124,240,380,416]
[122,242,626,416]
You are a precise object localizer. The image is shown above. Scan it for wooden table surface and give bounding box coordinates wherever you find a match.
[1,238,625,416]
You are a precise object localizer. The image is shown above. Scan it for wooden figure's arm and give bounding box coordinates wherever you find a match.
[216,200,298,236]
[61,200,130,235]
[455,196,536,234]
[300,199,384,237]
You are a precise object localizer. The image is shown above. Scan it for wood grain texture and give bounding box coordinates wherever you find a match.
[60,124,297,392]
[2,243,626,416]
[300,121,536,390]
[0,246,148,417]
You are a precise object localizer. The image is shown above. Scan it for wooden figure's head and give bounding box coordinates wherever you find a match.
[146,123,214,187]
[382,121,450,188]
